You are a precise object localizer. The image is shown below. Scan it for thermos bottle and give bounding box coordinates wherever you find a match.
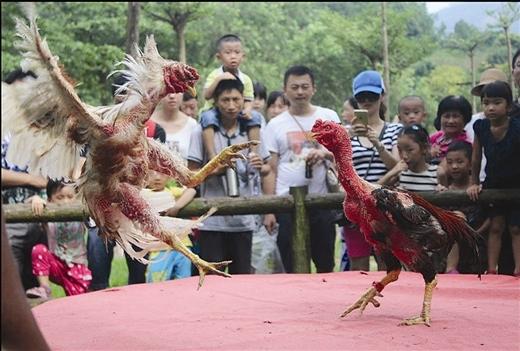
[226,167,240,197]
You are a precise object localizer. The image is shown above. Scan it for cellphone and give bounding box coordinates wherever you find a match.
[353,109,369,126]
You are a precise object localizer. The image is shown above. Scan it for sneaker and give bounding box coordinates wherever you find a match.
[26,286,51,300]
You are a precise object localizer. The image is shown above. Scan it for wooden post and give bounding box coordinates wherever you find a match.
[290,186,311,273]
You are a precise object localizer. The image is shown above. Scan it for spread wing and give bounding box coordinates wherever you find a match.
[2,6,104,181]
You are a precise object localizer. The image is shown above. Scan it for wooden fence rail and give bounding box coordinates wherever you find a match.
[3,187,520,273]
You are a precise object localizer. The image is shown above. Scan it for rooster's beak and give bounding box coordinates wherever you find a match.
[310,132,320,140]
[187,86,197,98]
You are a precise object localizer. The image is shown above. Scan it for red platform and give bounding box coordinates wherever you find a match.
[33,272,520,350]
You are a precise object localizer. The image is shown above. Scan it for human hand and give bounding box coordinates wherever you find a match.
[219,72,237,81]
[431,144,441,158]
[305,149,325,166]
[248,152,263,170]
[29,195,46,216]
[365,125,380,145]
[263,214,277,234]
[241,107,253,120]
[466,184,482,202]
[350,123,368,137]
[395,159,408,173]
[164,205,180,217]
[436,184,448,192]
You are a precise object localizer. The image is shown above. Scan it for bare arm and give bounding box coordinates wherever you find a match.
[467,135,482,201]
[1,169,47,189]
[1,206,50,350]
[203,72,237,100]
[377,160,406,186]
[262,154,278,233]
[165,187,197,217]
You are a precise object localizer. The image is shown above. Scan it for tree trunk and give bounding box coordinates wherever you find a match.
[470,50,476,114]
[504,26,513,87]
[125,2,141,59]
[381,2,390,119]
[176,23,186,63]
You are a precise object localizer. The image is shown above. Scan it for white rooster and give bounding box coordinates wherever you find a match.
[2,5,256,288]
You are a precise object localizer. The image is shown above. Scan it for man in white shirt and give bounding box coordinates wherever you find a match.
[263,65,340,273]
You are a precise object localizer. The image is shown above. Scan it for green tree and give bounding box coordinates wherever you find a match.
[487,2,520,86]
[444,20,489,113]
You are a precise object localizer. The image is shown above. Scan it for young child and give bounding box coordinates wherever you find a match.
[143,170,197,282]
[378,124,438,192]
[444,141,489,274]
[26,181,91,300]
[467,81,520,276]
[200,34,261,159]
[179,91,199,119]
[265,91,289,122]
[429,95,472,186]
[397,95,428,127]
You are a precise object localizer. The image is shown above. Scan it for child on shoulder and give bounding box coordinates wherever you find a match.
[200,34,261,159]
[467,81,520,276]
[26,181,91,300]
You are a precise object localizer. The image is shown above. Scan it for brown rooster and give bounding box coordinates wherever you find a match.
[311,119,480,326]
[2,7,256,288]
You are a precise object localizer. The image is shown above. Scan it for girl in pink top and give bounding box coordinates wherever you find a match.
[429,95,472,185]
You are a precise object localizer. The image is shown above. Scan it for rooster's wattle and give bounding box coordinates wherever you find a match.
[2,7,256,288]
[311,119,480,326]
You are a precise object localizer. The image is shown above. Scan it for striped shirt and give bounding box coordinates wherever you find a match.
[398,164,438,192]
[351,123,403,183]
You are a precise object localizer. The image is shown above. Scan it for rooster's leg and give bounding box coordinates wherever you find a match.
[399,277,437,327]
[116,183,231,288]
[340,269,400,318]
[160,230,231,289]
[183,141,259,188]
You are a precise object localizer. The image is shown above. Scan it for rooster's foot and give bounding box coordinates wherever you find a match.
[215,141,260,168]
[399,314,431,327]
[194,257,232,290]
[340,287,383,318]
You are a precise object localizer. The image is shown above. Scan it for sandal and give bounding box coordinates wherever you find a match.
[26,286,51,300]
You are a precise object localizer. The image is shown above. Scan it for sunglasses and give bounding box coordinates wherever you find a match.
[354,92,380,103]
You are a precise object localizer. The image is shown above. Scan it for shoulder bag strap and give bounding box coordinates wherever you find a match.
[363,122,388,180]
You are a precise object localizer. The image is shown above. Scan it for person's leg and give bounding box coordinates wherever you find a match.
[7,223,41,290]
[169,251,192,279]
[275,213,293,273]
[339,228,350,271]
[87,226,114,290]
[344,225,371,271]
[60,263,92,296]
[199,230,225,266]
[200,110,219,159]
[487,215,506,273]
[125,245,148,284]
[27,244,53,298]
[227,231,253,274]
[246,126,261,155]
[445,243,460,273]
[508,209,520,276]
[309,209,336,273]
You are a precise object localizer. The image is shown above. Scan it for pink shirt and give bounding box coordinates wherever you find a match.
[429,130,470,160]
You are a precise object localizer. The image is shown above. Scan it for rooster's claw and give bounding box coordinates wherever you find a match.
[196,259,232,290]
[340,287,383,318]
